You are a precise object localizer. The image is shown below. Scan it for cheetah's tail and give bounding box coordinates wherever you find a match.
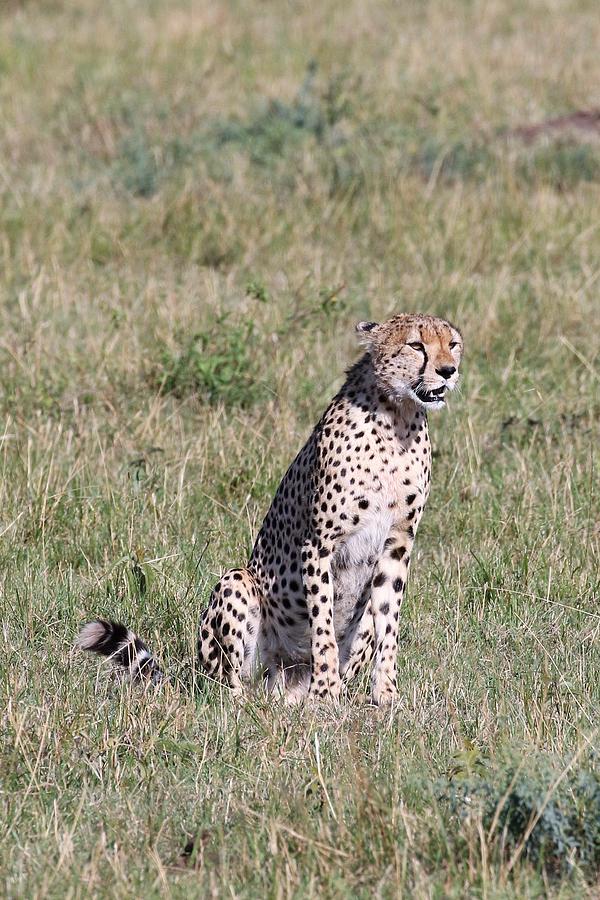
[75,619,163,685]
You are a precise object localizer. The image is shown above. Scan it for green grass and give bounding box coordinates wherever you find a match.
[1,0,600,896]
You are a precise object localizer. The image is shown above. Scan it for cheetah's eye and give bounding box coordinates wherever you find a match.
[407,341,425,352]
[449,341,460,350]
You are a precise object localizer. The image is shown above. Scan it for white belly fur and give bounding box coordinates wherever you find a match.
[332,508,395,635]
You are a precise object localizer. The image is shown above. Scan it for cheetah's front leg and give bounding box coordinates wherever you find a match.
[301,537,340,700]
[370,523,415,706]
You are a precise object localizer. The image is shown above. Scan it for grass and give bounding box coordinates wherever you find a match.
[1,0,600,895]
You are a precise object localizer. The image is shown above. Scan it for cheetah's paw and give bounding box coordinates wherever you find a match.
[371,681,398,707]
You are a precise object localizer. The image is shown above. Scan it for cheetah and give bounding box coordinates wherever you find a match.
[77,313,463,706]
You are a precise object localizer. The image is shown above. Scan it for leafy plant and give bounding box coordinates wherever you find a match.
[154,315,262,408]
[245,279,269,303]
[440,750,600,876]
[210,62,355,167]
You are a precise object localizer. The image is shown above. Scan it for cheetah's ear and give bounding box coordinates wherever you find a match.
[355,321,381,347]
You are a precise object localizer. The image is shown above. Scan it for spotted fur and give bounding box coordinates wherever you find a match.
[77,313,463,705]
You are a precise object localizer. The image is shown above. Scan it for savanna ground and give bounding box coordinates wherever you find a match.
[1,0,600,896]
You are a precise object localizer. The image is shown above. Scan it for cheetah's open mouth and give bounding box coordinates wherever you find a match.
[415,385,446,405]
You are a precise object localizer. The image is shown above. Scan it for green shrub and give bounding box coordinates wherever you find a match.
[154,315,263,408]
[210,62,355,168]
[440,750,600,877]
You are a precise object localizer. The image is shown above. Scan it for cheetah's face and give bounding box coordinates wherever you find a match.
[356,313,463,411]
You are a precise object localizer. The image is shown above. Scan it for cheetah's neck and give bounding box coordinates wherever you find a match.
[340,352,427,436]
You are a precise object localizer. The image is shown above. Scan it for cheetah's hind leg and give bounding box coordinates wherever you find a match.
[197,568,261,693]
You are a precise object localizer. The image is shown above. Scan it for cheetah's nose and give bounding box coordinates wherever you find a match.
[435,365,456,379]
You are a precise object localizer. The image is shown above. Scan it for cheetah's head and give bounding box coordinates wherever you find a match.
[356,313,463,411]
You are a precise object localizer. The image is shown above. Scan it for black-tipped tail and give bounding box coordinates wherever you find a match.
[76,619,163,684]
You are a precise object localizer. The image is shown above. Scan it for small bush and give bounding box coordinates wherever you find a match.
[153,316,263,408]
[112,128,200,199]
[211,62,354,167]
[440,750,600,877]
